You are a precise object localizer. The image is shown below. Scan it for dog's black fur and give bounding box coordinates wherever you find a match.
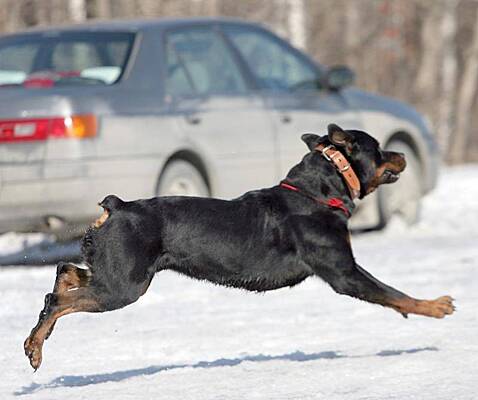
[24,124,455,370]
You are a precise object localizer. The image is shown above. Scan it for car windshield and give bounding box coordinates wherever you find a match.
[0,31,135,87]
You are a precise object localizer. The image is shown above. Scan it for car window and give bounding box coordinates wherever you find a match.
[165,27,247,96]
[51,42,103,71]
[0,32,135,87]
[0,43,38,84]
[165,40,195,97]
[223,26,318,91]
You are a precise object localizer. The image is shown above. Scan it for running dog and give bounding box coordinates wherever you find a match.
[24,124,455,370]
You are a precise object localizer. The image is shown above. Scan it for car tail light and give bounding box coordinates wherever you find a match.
[0,115,97,143]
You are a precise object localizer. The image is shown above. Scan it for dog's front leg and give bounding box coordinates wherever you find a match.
[324,262,455,319]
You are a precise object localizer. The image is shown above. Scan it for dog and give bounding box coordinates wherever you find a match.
[24,123,455,370]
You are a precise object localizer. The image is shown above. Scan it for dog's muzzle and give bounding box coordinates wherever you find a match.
[380,152,406,184]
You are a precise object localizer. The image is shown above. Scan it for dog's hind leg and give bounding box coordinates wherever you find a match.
[24,285,105,371]
[43,262,91,340]
[316,256,455,319]
[24,260,156,371]
[23,262,114,371]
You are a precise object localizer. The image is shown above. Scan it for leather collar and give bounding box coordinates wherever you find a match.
[315,144,361,199]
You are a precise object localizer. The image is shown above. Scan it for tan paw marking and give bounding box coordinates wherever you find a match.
[24,336,43,371]
[420,296,456,319]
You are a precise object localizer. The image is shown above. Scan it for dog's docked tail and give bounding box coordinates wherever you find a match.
[92,195,124,229]
[99,194,124,213]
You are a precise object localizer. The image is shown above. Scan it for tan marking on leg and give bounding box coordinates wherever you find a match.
[53,265,91,294]
[389,296,455,319]
[24,306,75,371]
[93,210,109,228]
[24,290,101,370]
[43,265,91,341]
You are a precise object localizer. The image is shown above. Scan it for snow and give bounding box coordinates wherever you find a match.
[1,165,477,399]
[0,232,80,266]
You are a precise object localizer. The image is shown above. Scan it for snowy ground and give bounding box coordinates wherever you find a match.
[1,166,477,399]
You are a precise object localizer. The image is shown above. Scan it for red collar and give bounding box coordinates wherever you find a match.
[280,181,350,217]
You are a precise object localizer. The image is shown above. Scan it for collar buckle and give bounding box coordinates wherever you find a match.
[321,145,336,161]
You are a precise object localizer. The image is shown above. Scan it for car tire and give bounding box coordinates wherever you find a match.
[378,141,422,226]
[157,160,209,197]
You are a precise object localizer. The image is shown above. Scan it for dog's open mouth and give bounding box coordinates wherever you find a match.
[382,169,400,184]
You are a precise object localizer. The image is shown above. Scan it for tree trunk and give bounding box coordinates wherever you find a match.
[50,0,69,25]
[68,0,87,22]
[95,0,112,18]
[110,0,136,18]
[414,2,443,106]
[449,7,478,163]
[287,0,306,50]
[436,0,458,151]
[5,0,23,32]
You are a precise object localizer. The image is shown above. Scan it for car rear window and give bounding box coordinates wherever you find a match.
[0,31,135,87]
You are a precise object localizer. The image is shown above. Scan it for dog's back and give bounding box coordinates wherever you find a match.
[84,190,317,292]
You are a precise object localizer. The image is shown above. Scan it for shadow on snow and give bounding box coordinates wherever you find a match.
[15,347,438,395]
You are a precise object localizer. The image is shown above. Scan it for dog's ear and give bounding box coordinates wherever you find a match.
[301,133,322,151]
[328,124,354,147]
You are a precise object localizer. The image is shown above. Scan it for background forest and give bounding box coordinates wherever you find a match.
[1,0,477,163]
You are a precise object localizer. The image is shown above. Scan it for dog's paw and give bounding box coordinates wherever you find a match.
[24,335,43,371]
[424,296,455,319]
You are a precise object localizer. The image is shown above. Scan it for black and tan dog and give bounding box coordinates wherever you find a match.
[24,124,455,370]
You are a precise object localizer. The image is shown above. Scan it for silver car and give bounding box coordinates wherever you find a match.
[0,18,438,233]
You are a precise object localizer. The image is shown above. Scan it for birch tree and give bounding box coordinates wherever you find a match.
[437,0,458,151]
[287,0,306,50]
[450,7,478,163]
[68,0,87,22]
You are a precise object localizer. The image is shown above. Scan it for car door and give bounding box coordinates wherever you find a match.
[163,25,277,199]
[223,25,362,177]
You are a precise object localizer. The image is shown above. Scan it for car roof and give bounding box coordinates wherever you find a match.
[0,17,262,38]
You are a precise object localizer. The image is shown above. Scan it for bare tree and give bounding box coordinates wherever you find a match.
[1,0,478,162]
[287,0,306,50]
[450,6,478,163]
[437,0,458,151]
[414,2,444,106]
[68,0,87,22]
[4,0,23,32]
[93,0,112,18]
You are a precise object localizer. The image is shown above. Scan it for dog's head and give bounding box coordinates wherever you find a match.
[301,124,406,199]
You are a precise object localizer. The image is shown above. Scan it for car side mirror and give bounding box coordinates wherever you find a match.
[324,65,355,91]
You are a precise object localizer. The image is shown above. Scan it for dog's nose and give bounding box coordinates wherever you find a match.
[397,152,407,170]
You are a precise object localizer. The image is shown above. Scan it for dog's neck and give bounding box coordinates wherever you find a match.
[283,153,356,215]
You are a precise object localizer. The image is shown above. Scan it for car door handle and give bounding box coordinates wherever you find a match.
[280,114,292,123]
[185,114,201,125]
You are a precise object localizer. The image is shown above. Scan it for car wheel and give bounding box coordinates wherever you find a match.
[157,160,209,197]
[378,141,422,226]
